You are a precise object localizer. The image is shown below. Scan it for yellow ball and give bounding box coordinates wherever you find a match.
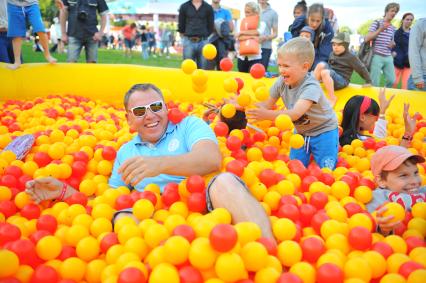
[118,224,142,244]
[90,217,113,237]
[144,223,169,248]
[97,160,113,175]
[273,218,297,241]
[189,237,218,270]
[344,256,372,282]
[85,259,107,283]
[331,181,350,200]
[277,240,302,267]
[289,134,305,149]
[353,185,373,204]
[36,235,62,260]
[235,222,262,246]
[408,269,426,283]
[387,253,410,273]
[381,273,406,283]
[202,43,217,60]
[384,235,407,254]
[181,59,197,74]
[237,92,252,107]
[215,253,248,282]
[408,217,426,236]
[362,251,387,279]
[133,199,155,220]
[289,262,316,283]
[79,179,97,197]
[76,236,100,261]
[275,114,293,131]
[221,103,236,118]
[240,242,268,272]
[124,237,148,260]
[163,236,190,265]
[48,143,65,160]
[0,249,19,278]
[223,78,238,93]
[255,86,269,101]
[149,263,180,283]
[411,202,426,219]
[383,202,406,223]
[254,267,280,283]
[0,185,11,201]
[191,69,208,86]
[60,257,87,281]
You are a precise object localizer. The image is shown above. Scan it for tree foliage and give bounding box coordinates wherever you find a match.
[339,25,352,34]
[39,0,59,23]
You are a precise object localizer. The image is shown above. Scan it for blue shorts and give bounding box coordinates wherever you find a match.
[290,128,339,170]
[124,38,134,49]
[323,63,349,90]
[7,3,46,37]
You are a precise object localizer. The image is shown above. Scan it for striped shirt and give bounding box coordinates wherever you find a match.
[369,19,395,56]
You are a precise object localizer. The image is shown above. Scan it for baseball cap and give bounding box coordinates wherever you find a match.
[300,26,315,38]
[331,32,350,44]
[370,145,425,178]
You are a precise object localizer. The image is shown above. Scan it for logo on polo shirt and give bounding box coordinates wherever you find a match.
[168,138,180,152]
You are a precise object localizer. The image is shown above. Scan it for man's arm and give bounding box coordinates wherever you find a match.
[365,20,388,42]
[409,20,425,88]
[118,140,222,187]
[59,8,68,43]
[93,13,107,41]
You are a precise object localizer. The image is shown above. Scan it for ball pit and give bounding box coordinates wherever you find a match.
[0,63,426,282]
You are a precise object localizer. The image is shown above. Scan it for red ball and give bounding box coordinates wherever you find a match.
[279,195,298,206]
[262,146,278,161]
[309,192,328,210]
[0,175,18,189]
[173,225,196,243]
[258,169,278,188]
[57,245,76,261]
[316,263,344,283]
[358,178,375,189]
[161,187,180,207]
[4,165,23,179]
[235,77,244,92]
[398,261,424,278]
[71,161,87,178]
[256,237,277,256]
[301,237,326,263]
[30,265,59,283]
[225,159,245,177]
[187,193,206,213]
[311,211,330,234]
[20,203,41,220]
[299,203,317,227]
[277,204,300,222]
[179,265,203,283]
[0,200,18,218]
[226,136,242,151]
[0,223,21,246]
[102,146,117,161]
[209,224,238,252]
[276,272,303,283]
[214,122,229,137]
[344,202,363,217]
[100,233,119,253]
[301,175,318,192]
[363,138,376,150]
[219,58,233,72]
[73,151,89,163]
[287,159,308,179]
[348,226,372,250]
[139,191,158,206]
[115,194,135,210]
[186,175,205,193]
[252,132,266,142]
[168,108,185,124]
[8,239,37,266]
[29,230,51,244]
[65,192,88,206]
[250,63,265,79]
[405,236,425,254]
[33,152,52,167]
[118,267,146,283]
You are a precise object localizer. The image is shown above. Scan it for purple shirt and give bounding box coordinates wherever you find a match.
[369,19,396,56]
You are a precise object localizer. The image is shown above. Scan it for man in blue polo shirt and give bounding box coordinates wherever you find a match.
[25,83,274,240]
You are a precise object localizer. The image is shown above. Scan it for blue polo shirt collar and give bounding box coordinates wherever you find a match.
[132,122,177,147]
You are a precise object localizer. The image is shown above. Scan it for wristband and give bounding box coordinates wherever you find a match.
[58,182,68,201]
[379,114,386,119]
[402,135,413,141]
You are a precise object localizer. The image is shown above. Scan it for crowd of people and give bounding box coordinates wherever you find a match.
[1,0,425,92]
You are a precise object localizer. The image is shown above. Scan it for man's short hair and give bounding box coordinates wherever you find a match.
[385,2,400,14]
[277,37,314,67]
[123,83,164,110]
[245,2,260,14]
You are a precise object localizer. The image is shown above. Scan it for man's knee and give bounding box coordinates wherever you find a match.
[209,173,247,205]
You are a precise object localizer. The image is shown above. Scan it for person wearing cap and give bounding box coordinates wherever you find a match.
[313,31,372,107]
[299,26,315,42]
[367,145,425,235]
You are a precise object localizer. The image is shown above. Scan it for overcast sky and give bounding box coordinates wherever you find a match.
[220,0,426,36]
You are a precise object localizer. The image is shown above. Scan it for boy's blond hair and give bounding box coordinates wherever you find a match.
[277,37,315,67]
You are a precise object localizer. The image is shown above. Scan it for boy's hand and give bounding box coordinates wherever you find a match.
[376,206,401,236]
[403,103,420,136]
[246,108,276,121]
[378,87,395,114]
[415,81,425,89]
[55,0,64,9]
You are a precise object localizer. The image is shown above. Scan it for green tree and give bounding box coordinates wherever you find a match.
[339,25,352,34]
[39,0,59,23]
[357,18,401,35]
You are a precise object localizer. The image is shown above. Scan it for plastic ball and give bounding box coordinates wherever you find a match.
[221,103,236,118]
[215,252,248,282]
[220,57,233,71]
[382,202,406,223]
[277,240,302,267]
[36,235,62,260]
[181,59,197,75]
[250,63,265,79]
[0,249,19,278]
[202,43,217,60]
[289,134,305,149]
[209,224,238,252]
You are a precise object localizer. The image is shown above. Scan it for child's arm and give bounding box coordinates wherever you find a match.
[352,56,372,85]
[400,103,420,148]
[373,88,394,138]
[375,205,401,236]
[246,98,313,122]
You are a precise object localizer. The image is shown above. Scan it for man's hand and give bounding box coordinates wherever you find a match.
[246,108,276,121]
[380,21,391,31]
[93,32,103,41]
[61,34,68,44]
[376,205,400,236]
[118,156,165,187]
[25,177,64,204]
[378,87,395,114]
[55,0,64,9]
[403,103,420,136]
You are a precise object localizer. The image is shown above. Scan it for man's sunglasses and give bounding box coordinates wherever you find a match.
[130,101,164,117]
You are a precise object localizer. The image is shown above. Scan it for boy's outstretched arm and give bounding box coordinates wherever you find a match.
[246,98,312,122]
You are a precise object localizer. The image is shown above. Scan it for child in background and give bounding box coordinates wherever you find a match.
[246,37,339,169]
[313,32,372,106]
[299,26,315,42]
[290,3,334,70]
[368,145,425,235]
[6,0,56,69]
[339,91,418,147]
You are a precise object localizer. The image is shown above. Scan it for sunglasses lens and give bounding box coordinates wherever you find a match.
[132,107,147,117]
[150,102,163,113]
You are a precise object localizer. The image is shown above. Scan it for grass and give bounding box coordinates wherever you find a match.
[23,42,371,85]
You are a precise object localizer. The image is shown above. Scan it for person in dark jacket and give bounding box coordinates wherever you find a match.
[290,3,334,70]
[392,12,414,89]
[313,32,372,106]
